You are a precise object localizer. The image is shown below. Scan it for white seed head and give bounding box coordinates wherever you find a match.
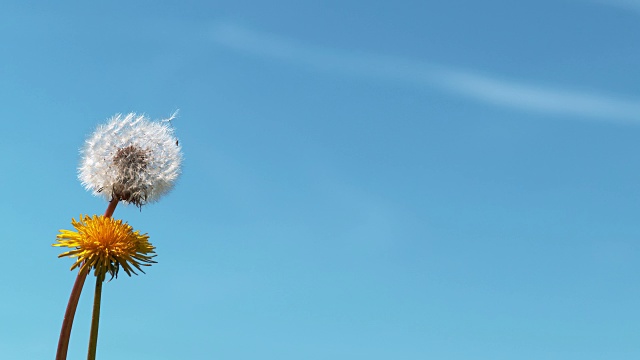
[79,113,183,207]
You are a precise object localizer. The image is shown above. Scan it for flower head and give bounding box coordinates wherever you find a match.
[54,215,156,281]
[79,112,182,207]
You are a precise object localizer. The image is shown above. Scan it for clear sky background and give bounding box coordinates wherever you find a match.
[2,1,640,359]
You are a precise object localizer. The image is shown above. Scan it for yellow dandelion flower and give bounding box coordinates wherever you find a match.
[54,215,156,281]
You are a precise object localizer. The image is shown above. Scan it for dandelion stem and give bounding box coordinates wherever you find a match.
[55,199,119,360]
[55,267,89,360]
[103,198,118,218]
[87,276,103,360]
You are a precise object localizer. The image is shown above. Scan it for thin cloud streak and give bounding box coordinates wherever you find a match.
[210,23,640,124]
[591,0,640,13]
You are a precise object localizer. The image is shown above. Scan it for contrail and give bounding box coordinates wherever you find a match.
[591,0,640,13]
[210,22,640,124]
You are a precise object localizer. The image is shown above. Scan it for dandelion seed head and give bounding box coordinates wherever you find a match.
[79,113,182,207]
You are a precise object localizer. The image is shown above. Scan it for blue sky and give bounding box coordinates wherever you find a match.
[2,1,640,359]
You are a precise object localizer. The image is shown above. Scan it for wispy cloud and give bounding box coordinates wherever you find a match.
[210,22,640,124]
[591,0,640,13]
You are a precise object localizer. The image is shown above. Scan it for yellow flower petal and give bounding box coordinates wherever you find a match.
[53,215,156,281]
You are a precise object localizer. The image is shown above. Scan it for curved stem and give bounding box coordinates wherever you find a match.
[103,198,119,218]
[55,267,89,360]
[55,199,119,360]
[87,276,103,360]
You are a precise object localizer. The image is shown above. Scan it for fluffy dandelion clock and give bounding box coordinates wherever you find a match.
[79,113,182,207]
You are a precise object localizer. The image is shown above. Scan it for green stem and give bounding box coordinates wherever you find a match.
[87,275,103,360]
[55,199,119,360]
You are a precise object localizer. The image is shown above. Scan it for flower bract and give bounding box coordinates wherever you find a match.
[54,215,156,281]
[79,112,182,207]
